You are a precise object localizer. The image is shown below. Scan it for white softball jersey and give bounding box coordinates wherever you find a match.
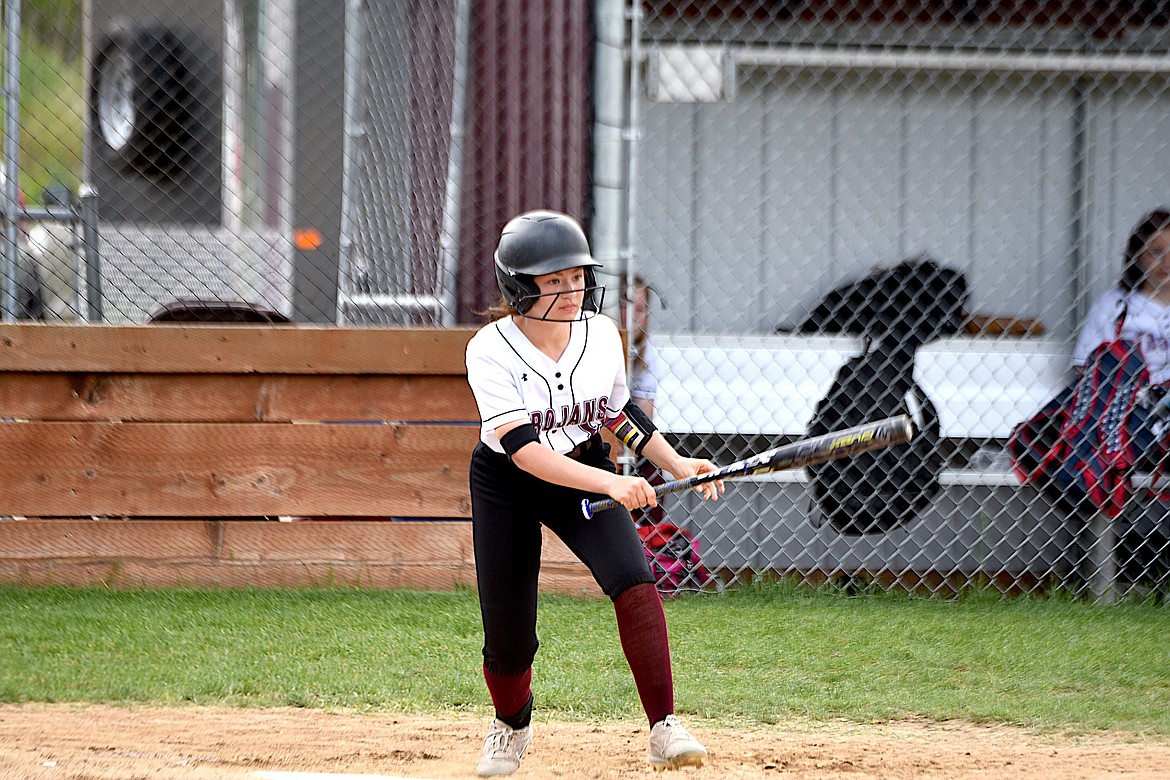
[1073,287,1170,384]
[466,313,631,454]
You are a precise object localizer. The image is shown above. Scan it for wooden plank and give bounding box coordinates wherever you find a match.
[0,324,476,374]
[0,560,483,591]
[0,422,479,517]
[220,519,475,564]
[0,519,219,560]
[0,373,477,423]
[0,520,601,595]
[0,559,600,594]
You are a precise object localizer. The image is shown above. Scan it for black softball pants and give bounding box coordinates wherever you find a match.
[469,436,654,676]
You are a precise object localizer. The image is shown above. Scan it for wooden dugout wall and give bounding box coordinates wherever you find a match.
[0,324,598,594]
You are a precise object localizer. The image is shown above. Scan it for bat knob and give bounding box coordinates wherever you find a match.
[580,498,594,519]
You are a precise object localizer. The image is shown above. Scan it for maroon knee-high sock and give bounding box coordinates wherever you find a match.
[614,582,674,726]
[483,665,533,728]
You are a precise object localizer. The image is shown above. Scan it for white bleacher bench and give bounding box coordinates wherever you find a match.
[651,333,1147,602]
[652,333,1071,486]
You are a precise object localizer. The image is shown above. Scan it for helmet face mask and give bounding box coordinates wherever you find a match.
[494,210,605,319]
[509,274,605,321]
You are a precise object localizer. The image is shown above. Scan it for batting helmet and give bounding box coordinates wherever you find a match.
[494,210,603,315]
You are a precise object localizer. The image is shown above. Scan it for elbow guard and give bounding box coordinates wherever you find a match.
[605,401,657,456]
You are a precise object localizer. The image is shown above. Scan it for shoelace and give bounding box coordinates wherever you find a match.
[657,716,697,745]
[484,727,519,758]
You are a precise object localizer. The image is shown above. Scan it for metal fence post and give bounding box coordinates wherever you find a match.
[1089,510,1118,604]
[1,0,21,323]
[77,184,102,322]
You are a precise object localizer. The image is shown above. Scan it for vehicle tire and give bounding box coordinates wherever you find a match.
[91,25,191,178]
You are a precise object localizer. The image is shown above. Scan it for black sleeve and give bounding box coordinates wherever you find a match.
[500,423,540,456]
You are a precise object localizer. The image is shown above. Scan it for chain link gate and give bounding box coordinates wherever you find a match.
[335,0,467,326]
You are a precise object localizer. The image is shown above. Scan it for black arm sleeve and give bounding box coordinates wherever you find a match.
[500,424,540,456]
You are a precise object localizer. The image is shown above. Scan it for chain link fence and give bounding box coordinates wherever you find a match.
[3,1,1169,600]
[632,1,1170,601]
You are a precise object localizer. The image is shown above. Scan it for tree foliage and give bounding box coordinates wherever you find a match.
[23,0,83,60]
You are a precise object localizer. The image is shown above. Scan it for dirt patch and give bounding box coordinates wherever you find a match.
[1,704,1168,779]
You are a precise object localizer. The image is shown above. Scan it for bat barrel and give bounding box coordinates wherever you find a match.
[580,415,912,519]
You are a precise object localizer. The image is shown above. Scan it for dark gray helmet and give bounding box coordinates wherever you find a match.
[494,210,603,314]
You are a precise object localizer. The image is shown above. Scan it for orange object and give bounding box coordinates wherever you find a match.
[294,227,324,250]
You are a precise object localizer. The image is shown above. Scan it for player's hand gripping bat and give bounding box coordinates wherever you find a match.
[580,414,914,519]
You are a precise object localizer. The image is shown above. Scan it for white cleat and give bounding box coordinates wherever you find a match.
[475,717,533,777]
[648,714,707,770]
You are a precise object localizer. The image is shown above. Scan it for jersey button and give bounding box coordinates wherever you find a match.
[557,384,564,390]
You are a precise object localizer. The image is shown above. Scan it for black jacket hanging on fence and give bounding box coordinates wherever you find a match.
[795,257,968,347]
[802,258,969,535]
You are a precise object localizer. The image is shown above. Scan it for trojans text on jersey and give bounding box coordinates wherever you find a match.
[531,396,611,434]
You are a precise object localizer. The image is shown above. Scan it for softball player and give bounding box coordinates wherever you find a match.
[465,210,723,776]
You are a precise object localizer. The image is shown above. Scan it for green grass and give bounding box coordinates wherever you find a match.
[18,33,84,202]
[0,584,1167,736]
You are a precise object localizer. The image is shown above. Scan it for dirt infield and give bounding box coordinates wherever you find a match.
[2,704,1170,779]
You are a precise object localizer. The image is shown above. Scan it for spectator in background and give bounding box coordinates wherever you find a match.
[1071,207,1170,592]
[624,274,661,418]
[621,275,667,526]
[1073,208,1170,381]
[620,275,713,595]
